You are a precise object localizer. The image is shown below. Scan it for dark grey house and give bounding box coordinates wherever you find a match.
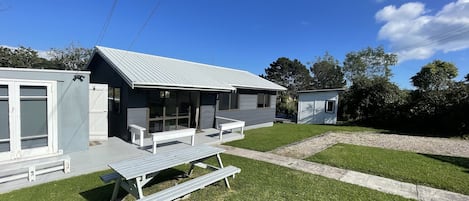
[87,46,285,140]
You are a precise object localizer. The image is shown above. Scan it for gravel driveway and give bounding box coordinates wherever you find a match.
[271,132,469,159]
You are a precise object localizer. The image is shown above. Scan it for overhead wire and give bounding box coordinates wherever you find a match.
[128,0,162,49]
[396,24,469,52]
[95,0,119,46]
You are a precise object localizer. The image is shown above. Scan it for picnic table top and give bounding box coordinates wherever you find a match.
[108,145,225,180]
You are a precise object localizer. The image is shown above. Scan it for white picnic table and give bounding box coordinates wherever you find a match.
[107,145,227,200]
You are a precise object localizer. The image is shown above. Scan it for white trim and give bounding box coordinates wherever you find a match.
[298,88,345,93]
[133,82,235,91]
[134,84,233,92]
[0,79,58,161]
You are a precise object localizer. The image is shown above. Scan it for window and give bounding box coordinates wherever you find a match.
[257,93,270,108]
[325,100,335,113]
[108,87,121,113]
[0,80,58,160]
[219,93,238,110]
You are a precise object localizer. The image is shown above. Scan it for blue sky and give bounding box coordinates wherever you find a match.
[1,0,468,89]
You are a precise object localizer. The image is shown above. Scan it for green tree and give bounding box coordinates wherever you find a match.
[0,46,42,68]
[309,52,346,89]
[343,77,404,120]
[0,46,12,67]
[262,57,311,97]
[49,43,93,70]
[343,46,397,83]
[411,60,458,91]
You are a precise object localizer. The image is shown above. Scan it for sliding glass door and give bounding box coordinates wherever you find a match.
[0,80,57,161]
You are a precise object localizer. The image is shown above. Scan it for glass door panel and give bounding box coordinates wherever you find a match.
[0,85,10,152]
[19,86,49,150]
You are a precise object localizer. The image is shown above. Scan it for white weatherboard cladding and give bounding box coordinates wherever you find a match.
[95,46,286,91]
[239,94,257,110]
[298,91,339,125]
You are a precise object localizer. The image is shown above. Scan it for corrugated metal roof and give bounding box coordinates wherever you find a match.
[93,46,286,91]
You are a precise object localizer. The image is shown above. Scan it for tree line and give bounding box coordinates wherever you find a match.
[262,46,469,136]
[0,44,92,70]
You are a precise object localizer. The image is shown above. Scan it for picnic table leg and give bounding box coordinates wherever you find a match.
[139,130,144,147]
[110,178,122,201]
[219,129,223,141]
[187,163,196,176]
[216,154,231,188]
[135,177,144,199]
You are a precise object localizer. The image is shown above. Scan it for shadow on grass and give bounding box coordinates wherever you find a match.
[79,183,120,201]
[80,168,188,201]
[420,154,469,170]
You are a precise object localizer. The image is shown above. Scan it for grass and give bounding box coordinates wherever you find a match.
[306,143,469,195]
[225,123,380,152]
[0,155,411,201]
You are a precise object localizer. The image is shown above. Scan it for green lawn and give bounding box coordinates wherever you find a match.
[0,155,411,201]
[225,123,380,152]
[306,143,469,195]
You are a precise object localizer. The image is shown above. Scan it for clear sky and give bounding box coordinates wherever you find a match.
[1,0,468,89]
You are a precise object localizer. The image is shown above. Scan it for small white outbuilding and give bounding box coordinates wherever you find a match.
[297,88,344,125]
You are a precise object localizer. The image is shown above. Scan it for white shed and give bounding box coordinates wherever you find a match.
[297,88,344,125]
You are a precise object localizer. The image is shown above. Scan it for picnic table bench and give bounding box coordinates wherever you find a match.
[0,155,70,183]
[129,124,147,147]
[151,128,196,154]
[103,145,240,201]
[217,119,245,142]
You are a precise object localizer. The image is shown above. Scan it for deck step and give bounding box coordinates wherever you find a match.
[139,166,240,201]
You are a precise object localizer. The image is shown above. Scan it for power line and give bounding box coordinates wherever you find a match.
[128,0,162,49]
[397,24,469,52]
[95,0,119,46]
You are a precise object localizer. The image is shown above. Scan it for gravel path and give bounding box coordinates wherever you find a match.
[271,132,469,159]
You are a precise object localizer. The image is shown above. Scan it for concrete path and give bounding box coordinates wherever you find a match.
[218,145,469,201]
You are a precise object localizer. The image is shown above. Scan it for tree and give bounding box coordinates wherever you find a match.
[49,43,93,70]
[0,46,12,67]
[309,52,345,89]
[0,46,42,68]
[342,77,404,120]
[411,60,458,91]
[343,46,397,83]
[262,57,311,97]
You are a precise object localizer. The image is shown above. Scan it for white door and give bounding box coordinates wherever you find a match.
[0,79,58,161]
[89,84,108,141]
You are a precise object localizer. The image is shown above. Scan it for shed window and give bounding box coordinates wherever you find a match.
[325,100,335,113]
[219,93,238,110]
[108,86,121,113]
[257,93,270,108]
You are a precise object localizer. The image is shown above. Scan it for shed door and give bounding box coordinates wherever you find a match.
[0,80,58,161]
[89,84,108,141]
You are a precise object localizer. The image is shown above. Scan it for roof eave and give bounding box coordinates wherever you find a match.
[133,82,234,92]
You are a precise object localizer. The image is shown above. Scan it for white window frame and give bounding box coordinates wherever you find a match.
[325,100,335,113]
[0,79,58,161]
